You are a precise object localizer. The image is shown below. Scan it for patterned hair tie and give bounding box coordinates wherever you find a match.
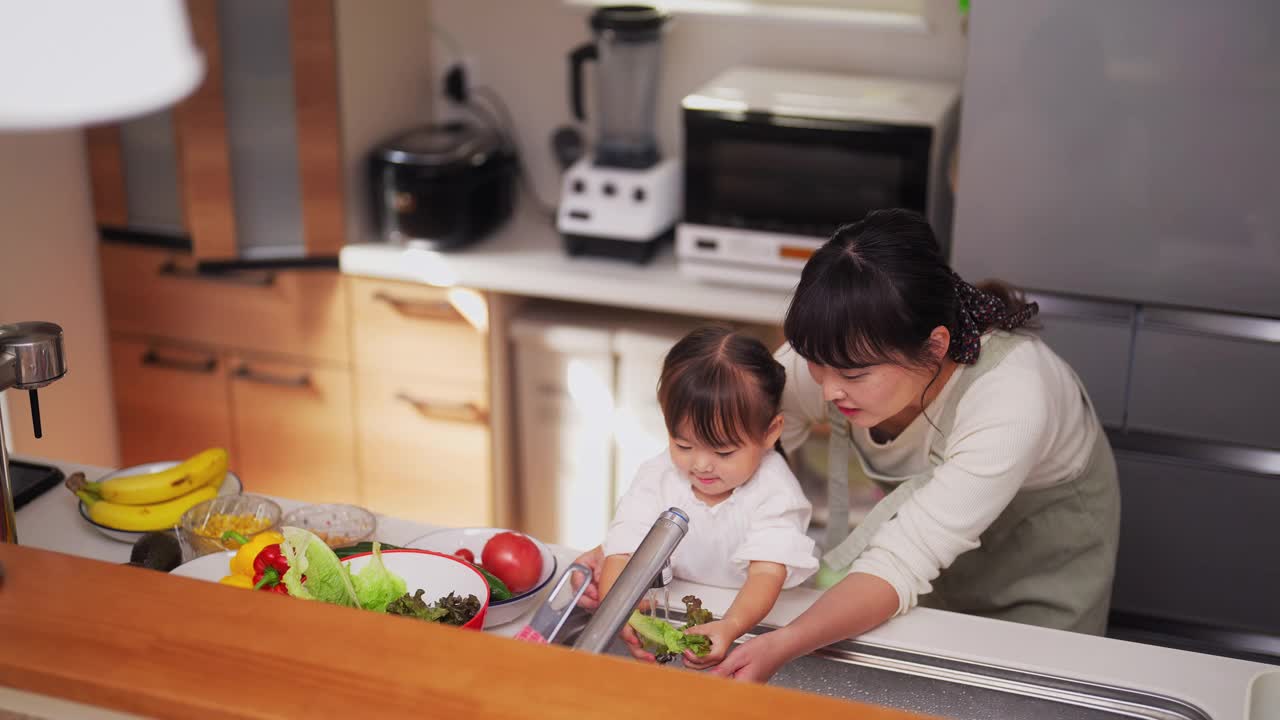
[948,270,1039,364]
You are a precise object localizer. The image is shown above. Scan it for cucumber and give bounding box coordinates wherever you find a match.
[333,541,399,559]
[473,564,513,601]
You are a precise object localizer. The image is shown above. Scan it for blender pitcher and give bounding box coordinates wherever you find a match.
[569,5,669,169]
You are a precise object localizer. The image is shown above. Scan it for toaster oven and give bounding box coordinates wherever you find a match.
[677,67,959,289]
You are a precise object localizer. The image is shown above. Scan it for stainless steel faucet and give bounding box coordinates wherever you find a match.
[1,322,68,543]
[572,507,689,654]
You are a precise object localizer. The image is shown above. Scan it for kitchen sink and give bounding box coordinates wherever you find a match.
[553,610,1212,720]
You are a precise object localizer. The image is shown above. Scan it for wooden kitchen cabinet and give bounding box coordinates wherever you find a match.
[227,353,358,502]
[348,276,500,525]
[108,337,235,467]
[348,277,490,394]
[355,373,493,526]
[100,242,350,364]
[84,0,434,264]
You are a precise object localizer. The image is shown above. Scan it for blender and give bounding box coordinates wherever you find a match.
[557,5,681,264]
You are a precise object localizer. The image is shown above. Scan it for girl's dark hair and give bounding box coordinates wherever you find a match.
[658,326,786,449]
[783,208,1038,372]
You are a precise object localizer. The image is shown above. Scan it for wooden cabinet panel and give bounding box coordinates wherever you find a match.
[348,277,489,396]
[84,125,127,227]
[100,243,350,365]
[228,353,357,503]
[176,0,238,260]
[290,0,346,258]
[109,337,235,467]
[355,372,492,526]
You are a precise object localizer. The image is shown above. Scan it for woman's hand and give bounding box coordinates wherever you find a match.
[570,546,605,610]
[680,620,737,670]
[711,629,793,683]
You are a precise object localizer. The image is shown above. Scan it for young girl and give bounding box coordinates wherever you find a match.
[598,326,818,669]
[714,208,1121,683]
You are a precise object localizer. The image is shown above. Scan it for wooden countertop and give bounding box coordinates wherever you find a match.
[0,544,929,719]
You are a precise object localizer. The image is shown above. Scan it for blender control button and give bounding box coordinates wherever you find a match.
[572,179,586,194]
[633,187,647,202]
[603,183,617,197]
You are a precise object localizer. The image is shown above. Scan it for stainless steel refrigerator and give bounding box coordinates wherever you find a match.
[953,0,1280,662]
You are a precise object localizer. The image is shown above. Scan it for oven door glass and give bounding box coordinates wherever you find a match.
[684,110,932,238]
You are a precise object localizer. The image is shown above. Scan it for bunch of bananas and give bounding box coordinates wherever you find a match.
[69,448,230,531]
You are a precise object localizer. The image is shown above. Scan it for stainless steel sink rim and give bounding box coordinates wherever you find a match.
[787,637,1212,720]
[557,609,1212,720]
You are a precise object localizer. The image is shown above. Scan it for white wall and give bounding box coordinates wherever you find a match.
[0,130,119,466]
[421,0,967,216]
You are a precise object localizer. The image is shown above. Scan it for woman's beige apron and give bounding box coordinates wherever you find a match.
[817,332,1121,635]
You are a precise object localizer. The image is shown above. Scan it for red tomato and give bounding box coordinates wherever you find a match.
[453,548,476,564]
[481,532,543,594]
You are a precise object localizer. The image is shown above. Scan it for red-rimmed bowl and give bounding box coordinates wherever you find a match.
[340,548,489,630]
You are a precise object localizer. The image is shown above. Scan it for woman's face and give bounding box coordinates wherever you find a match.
[806,361,930,430]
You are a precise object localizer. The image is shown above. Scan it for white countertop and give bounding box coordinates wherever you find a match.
[339,201,795,325]
[13,456,1273,719]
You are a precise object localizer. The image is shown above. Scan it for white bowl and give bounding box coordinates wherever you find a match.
[78,462,243,544]
[406,527,557,628]
[169,547,491,630]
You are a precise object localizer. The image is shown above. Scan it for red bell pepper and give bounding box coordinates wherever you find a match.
[252,543,294,592]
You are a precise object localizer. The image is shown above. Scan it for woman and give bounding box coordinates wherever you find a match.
[576,209,1120,682]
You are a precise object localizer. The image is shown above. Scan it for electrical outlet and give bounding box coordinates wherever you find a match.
[444,63,469,104]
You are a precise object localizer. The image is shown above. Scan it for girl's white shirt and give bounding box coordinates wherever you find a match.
[604,449,819,589]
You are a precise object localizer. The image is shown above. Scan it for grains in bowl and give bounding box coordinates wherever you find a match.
[193,513,275,548]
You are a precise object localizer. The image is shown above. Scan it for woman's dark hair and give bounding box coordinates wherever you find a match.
[658,326,786,449]
[784,208,1038,372]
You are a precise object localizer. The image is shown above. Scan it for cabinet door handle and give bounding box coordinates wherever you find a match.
[232,364,311,388]
[141,348,217,374]
[395,392,487,424]
[157,260,276,288]
[373,291,460,321]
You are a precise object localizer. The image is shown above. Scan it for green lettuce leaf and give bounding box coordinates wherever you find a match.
[349,542,407,612]
[280,526,359,607]
[627,611,712,661]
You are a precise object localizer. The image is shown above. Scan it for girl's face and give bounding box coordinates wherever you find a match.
[668,416,783,502]
[806,360,932,431]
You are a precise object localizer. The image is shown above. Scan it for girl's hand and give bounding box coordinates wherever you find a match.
[570,546,605,610]
[681,620,737,670]
[620,623,657,662]
[711,629,793,683]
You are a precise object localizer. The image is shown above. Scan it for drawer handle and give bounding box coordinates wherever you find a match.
[373,291,460,321]
[232,364,311,388]
[158,260,276,288]
[395,392,488,424]
[141,349,217,374]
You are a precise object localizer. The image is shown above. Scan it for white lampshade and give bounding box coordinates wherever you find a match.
[0,0,204,130]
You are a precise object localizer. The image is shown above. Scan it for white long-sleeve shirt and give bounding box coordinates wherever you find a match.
[603,449,819,589]
[776,333,1100,614]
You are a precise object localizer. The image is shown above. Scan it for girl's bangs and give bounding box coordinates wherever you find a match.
[662,364,762,449]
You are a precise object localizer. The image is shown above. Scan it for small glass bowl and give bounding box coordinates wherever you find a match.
[282,504,376,548]
[180,494,283,556]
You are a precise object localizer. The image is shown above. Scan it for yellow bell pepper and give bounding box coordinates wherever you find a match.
[218,574,255,589]
[225,530,285,579]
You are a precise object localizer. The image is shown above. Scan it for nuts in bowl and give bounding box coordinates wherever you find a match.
[281,503,377,548]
